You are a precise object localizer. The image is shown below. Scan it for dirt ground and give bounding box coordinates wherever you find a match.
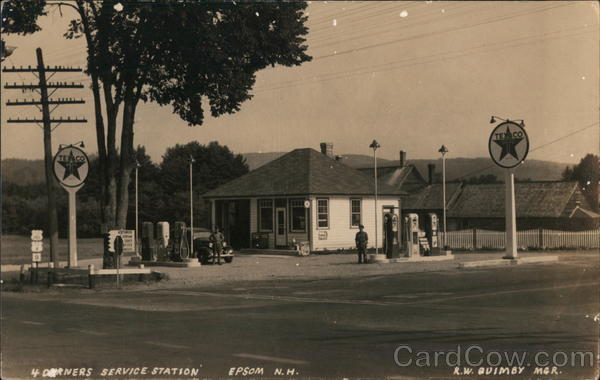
[3,249,595,293]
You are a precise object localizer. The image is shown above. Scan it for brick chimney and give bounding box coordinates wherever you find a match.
[427,163,436,185]
[320,142,334,158]
[399,150,406,168]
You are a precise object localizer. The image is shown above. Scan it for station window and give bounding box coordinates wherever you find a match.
[289,199,306,232]
[258,199,273,232]
[350,198,361,228]
[317,198,329,229]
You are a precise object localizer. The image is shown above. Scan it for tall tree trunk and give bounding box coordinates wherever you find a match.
[116,93,137,229]
[102,90,120,268]
[102,78,120,227]
[76,0,108,226]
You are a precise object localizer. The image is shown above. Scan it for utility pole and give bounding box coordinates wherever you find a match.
[3,48,87,268]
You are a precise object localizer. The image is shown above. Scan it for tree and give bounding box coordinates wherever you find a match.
[158,141,249,226]
[77,0,310,230]
[4,1,311,266]
[1,1,46,34]
[562,154,599,211]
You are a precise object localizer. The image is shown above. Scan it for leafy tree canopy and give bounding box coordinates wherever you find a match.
[160,141,249,196]
[1,0,46,35]
[64,0,311,125]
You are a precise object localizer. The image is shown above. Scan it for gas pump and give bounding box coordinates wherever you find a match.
[171,221,189,261]
[156,221,170,261]
[406,213,420,257]
[141,222,156,261]
[383,212,400,258]
[427,213,439,252]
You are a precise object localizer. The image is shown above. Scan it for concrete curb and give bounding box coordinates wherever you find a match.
[368,254,455,264]
[1,256,135,273]
[239,249,299,256]
[458,255,559,269]
[127,259,201,268]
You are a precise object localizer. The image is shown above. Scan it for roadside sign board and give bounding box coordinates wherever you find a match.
[31,241,44,253]
[108,230,135,253]
[31,230,43,241]
[488,121,529,169]
[52,145,90,189]
[32,252,42,262]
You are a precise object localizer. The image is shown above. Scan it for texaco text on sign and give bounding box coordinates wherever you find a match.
[488,121,529,169]
[52,146,90,188]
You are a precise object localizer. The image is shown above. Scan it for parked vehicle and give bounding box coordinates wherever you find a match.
[191,228,234,264]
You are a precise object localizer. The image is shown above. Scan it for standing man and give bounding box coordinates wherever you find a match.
[355,224,369,264]
[209,227,224,265]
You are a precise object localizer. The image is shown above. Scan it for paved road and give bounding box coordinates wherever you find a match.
[2,256,598,379]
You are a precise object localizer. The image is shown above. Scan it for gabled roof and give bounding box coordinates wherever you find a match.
[403,183,463,211]
[569,206,600,219]
[204,148,404,198]
[356,165,427,194]
[448,182,583,218]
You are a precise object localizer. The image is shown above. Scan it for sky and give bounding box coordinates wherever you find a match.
[1,1,598,165]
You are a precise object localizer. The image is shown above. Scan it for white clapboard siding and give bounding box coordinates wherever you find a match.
[310,196,400,251]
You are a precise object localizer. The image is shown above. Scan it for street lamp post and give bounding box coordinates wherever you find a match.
[438,145,448,249]
[370,140,381,255]
[189,155,195,256]
[134,160,141,257]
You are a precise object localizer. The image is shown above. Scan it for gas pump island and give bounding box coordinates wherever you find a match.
[374,208,452,263]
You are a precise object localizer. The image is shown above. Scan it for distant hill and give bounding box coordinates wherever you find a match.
[407,157,568,182]
[242,153,568,182]
[0,154,571,185]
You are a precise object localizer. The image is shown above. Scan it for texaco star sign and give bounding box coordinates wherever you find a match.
[53,145,89,189]
[488,121,529,169]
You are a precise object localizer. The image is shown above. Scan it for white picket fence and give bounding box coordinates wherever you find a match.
[440,228,600,250]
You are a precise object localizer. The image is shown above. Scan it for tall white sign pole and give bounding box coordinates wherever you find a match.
[504,170,518,259]
[488,118,529,261]
[67,188,80,267]
[53,145,89,268]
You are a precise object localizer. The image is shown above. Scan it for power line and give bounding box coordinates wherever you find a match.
[254,26,592,94]
[310,4,487,50]
[312,3,570,62]
[309,1,422,35]
[309,2,469,47]
[308,2,407,31]
[308,2,391,26]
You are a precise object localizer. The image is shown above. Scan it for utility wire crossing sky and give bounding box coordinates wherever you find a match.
[1,1,598,164]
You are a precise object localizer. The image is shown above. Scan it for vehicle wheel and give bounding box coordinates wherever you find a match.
[199,250,210,265]
[224,257,233,264]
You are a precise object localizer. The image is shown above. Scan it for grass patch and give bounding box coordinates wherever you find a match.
[1,235,104,265]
